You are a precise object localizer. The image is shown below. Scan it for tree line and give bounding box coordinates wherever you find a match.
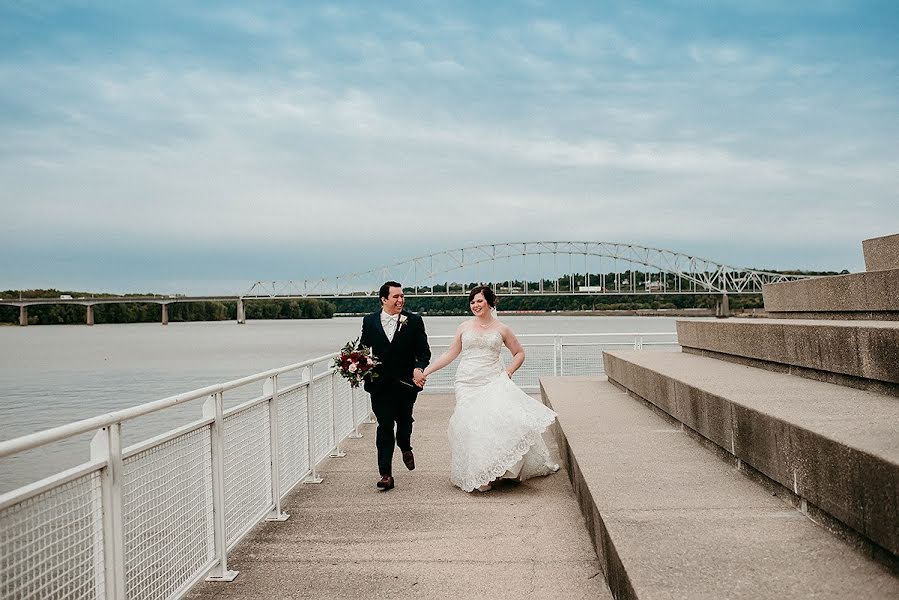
[1,268,842,324]
[332,292,761,316]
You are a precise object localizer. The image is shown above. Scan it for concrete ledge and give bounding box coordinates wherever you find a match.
[602,351,899,561]
[541,376,899,599]
[676,318,899,389]
[766,310,899,321]
[762,269,899,316]
[864,233,899,272]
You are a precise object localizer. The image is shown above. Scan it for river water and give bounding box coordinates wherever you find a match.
[0,315,678,492]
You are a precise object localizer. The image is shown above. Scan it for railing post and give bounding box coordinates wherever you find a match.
[329,372,347,458]
[303,366,323,483]
[633,335,644,350]
[558,339,565,377]
[203,392,239,582]
[348,385,363,439]
[236,298,246,324]
[266,375,290,521]
[553,335,561,376]
[90,424,126,600]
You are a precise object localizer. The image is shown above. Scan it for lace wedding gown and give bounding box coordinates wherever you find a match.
[448,329,559,492]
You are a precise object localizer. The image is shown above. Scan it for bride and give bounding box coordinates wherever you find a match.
[421,286,559,492]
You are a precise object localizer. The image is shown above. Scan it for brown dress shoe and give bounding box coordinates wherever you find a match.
[376,475,394,490]
[402,450,415,471]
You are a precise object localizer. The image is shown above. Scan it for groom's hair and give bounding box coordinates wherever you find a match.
[379,281,403,301]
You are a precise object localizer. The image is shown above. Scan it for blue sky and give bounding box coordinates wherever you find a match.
[1,1,897,294]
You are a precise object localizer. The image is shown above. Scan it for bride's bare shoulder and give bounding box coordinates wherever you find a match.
[496,321,517,338]
[456,321,474,335]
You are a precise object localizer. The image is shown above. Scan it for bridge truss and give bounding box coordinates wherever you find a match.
[244,241,810,299]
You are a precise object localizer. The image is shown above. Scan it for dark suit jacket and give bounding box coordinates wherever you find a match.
[359,310,431,395]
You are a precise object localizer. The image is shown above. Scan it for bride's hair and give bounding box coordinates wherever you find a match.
[468,285,497,307]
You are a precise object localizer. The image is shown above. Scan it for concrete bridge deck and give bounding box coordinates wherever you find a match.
[186,393,610,600]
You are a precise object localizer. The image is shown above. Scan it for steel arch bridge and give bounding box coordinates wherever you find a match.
[244,241,810,299]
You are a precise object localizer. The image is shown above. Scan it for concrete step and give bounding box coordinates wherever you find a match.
[761,269,899,320]
[865,233,899,272]
[541,376,899,599]
[676,318,899,395]
[601,350,899,566]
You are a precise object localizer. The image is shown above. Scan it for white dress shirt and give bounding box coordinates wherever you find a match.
[380,310,399,342]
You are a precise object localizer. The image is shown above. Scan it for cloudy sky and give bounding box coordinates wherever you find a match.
[1,1,897,294]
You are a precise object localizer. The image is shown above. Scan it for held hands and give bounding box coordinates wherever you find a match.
[413,368,427,389]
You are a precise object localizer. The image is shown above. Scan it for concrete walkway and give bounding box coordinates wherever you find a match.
[187,393,611,600]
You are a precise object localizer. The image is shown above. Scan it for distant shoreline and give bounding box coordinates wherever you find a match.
[334,308,762,318]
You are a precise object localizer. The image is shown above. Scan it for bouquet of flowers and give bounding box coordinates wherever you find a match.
[334,338,380,388]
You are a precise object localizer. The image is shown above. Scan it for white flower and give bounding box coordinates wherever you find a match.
[397,314,408,331]
[348,362,358,373]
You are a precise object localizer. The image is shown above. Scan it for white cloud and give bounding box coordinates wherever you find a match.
[0,1,896,290]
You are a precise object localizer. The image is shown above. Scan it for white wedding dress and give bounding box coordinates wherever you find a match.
[448,329,559,492]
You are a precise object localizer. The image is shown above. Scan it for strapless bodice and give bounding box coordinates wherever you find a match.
[454,329,505,386]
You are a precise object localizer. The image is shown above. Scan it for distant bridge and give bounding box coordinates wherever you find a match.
[0,296,240,326]
[3,242,813,325]
[244,241,810,299]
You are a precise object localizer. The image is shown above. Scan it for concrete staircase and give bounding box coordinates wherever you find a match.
[762,232,899,321]
[542,233,899,598]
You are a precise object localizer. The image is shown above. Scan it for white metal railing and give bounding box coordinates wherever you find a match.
[423,332,679,392]
[0,353,370,600]
[0,332,677,600]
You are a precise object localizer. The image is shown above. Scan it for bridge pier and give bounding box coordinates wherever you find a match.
[715,293,730,318]
[19,306,28,326]
[161,303,169,326]
[236,298,246,324]
[86,305,95,326]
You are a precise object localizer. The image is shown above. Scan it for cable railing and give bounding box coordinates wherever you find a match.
[0,332,678,600]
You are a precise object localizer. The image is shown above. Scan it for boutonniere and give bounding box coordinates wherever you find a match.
[396,314,408,333]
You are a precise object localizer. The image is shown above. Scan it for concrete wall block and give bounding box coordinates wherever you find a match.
[764,269,899,314]
[861,327,899,384]
[863,269,899,311]
[605,352,676,415]
[863,233,899,272]
[680,319,899,386]
[792,427,899,556]
[673,382,734,453]
[602,352,624,385]
[731,405,797,490]
[785,322,862,375]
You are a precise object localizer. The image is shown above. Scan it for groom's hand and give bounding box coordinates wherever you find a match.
[413,368,426,388]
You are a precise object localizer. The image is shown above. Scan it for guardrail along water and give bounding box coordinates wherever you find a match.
[0,332,677,600]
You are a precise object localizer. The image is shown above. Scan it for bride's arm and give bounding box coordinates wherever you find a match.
[422,326,464,379]
[500,325,525,378]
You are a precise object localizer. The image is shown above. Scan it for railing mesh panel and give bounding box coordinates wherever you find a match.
[424,343,555,391]
[352,386,371,425]
[560,343,610,376]
[310,377,334,464]
[333,378,354,441]
[122,426,214,600]
[223,403,272,545]
[506,344,555,389]
[277,385,310,496]
[424,344,456,389]
[0,470,103,600]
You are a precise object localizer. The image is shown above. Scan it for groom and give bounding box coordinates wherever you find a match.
[360,281,431,491]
